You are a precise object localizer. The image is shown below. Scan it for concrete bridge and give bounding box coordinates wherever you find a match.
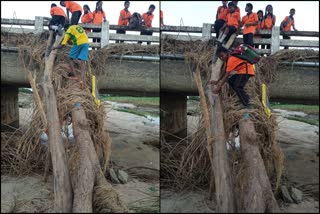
[1,18,319,137]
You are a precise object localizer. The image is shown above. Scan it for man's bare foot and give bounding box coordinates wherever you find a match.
[80,81,84,89]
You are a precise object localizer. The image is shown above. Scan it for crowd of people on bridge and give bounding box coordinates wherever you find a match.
[49,1,160,44]
[214,1,298,48]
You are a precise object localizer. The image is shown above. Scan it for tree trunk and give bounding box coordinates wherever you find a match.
[71,104,128,213]
[71,107,95,213]
[238,118,280,213]
[205,34,238,213]
[43,32,72,213]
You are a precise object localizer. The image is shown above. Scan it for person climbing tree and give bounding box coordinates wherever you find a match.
[60,1,82,25]
[52,24,89,89]
[117,1,132,43]
[210,45,255,109]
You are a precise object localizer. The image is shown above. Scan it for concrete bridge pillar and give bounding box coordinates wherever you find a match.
[1,85,19,130]
[160,92,187,141]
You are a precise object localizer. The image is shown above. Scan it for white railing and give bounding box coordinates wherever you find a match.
[1,17,160,48]
[161,23,319,55]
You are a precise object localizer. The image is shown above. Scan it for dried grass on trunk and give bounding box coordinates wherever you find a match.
[161,38,318,193]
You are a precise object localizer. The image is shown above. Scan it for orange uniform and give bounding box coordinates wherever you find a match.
[217,6,228,21]
[282,16,294,31]
[227,56,255,76]
[93,11,106,24]
[142,12,154,28]
[81,12,93,24]
[118,9,131,26]
[235,7,241,16]
[50,6,66,17]
[242,12,259,35]
[65,1,82,13]
[226,12,241,29]
[261,14,276,30]
[160,10,163,19]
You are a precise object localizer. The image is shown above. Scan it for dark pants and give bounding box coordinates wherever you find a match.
[93,28,101,43]
[214,19,225,39]
[283,35,291,49]
[243,33,254,47]
[71,11,82,25]
[228,74,251,107]
[261,34,271,49]
[224,25,237,44]
[116,29,126,43]
[138,30,153,45]
[49,15,65,28]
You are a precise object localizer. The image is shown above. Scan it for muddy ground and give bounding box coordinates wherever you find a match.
[161,113,319,213]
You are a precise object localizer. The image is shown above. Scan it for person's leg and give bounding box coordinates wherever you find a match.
[214,19,225,39]
[223,26,237,44]
[218,26,229,43]
[228,74,251,107]
[147,31,153,45]
[77,44,89,88]
[96,29,101,43]
[247,33,254,47]
[116,29,125,43]
[139,30,147,44]
[71,11,82,25]
[243,34,249,45]
[283,35,290,49]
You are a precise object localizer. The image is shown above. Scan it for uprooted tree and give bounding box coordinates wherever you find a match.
[161,36,318,212]
[1,30,160,212]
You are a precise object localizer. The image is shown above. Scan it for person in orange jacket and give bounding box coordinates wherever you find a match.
[81,5,94,33]
[92,1,107,44]
[261,4,276,49]
[210,45,255,108]
[216,2,241,45]
[254,10,264,49]
[117,1,132,43]
[139,4,155,45]
[241,3,258,47]
[214,1,228,39]
[281,8,298,49]
[49,3,66,34]
[60,1,82,25]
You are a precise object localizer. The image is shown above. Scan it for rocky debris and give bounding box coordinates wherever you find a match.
[281,186,294,203]
[109,168,120,184]
[290,187,303,204]
[117,170,129,184]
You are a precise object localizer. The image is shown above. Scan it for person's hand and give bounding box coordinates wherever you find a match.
[208,80,218,85]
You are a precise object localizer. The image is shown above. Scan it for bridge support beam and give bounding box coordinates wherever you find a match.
[1,85,19,130]
[160,92,187,141]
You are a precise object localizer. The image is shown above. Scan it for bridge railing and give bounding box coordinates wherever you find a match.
[1,17,160,48]
[161,23,319,55]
